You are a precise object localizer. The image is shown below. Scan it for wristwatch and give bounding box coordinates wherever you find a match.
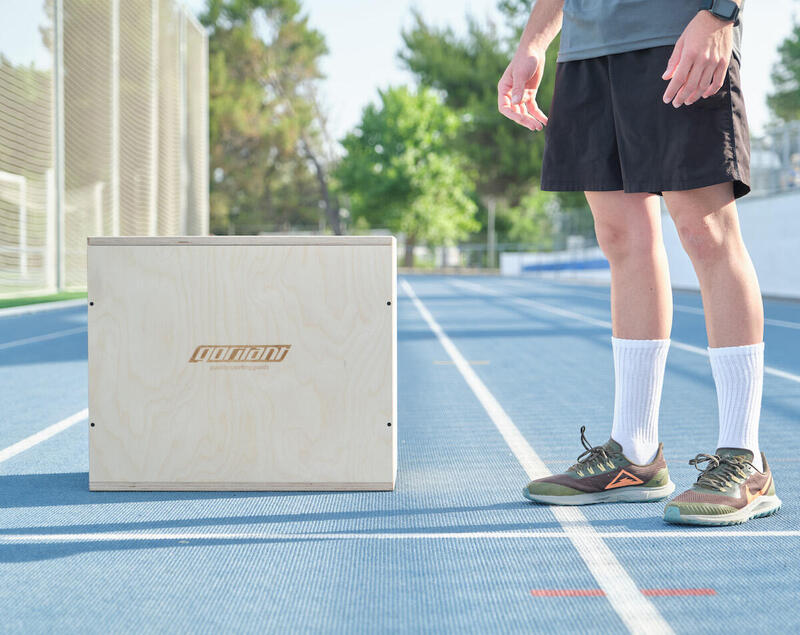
[699,0,740,27]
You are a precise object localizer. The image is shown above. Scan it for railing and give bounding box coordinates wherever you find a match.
[751,121,800,197]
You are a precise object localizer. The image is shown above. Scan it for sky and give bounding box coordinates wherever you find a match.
[3,0,798,141]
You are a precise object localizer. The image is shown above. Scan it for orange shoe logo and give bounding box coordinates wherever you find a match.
[605,469,644,490]
[745,475,771,505]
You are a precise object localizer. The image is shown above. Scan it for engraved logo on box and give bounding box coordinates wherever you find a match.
[189,345,291,363]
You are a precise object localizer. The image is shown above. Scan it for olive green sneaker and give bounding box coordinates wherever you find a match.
[523,426,675,505]
[663,449,781,526]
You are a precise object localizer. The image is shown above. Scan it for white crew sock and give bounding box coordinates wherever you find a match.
[708,342,764,471]
[610,336,670,465]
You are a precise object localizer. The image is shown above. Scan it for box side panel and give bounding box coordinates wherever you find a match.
[88,244,394,488]
[87,246,104,480]
[390,238,397,487]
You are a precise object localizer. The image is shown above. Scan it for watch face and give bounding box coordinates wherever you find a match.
[714,0,739,20]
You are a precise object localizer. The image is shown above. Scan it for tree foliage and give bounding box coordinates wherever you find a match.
[500,188,556,247]
[768,24,800,123]
[335,86,479,264]
[398,4,559,206]
[200,0,332,234]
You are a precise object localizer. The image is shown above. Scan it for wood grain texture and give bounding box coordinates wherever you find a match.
[88,238,396,490]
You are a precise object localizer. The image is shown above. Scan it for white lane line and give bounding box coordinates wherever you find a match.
[504,278,800,331]
[0,298,87,318]
[0,326,87,351]
[0,409,88,464]
[453,278,800,385]
[401,278,673,635]
[1,530,799,543]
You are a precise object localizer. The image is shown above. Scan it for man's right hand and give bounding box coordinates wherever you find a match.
[498,51,549,132]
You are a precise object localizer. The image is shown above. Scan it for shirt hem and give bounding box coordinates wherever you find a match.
[557,35,741,63]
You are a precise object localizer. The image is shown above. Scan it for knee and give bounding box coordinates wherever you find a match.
[672,212,727,265]
[594,220,657,263]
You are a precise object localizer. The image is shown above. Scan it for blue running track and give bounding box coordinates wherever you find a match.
[1,276,798,633]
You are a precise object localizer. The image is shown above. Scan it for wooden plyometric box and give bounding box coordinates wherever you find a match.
[87,236,397,491]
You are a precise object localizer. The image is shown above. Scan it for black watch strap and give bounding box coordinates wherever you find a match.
[700,0,740,27]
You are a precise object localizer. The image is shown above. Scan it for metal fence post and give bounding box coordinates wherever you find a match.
[53,0,65,291]
[487,197,496,269]
[110,0,120,236]
[149,0,159,235]
[179,7,188,235]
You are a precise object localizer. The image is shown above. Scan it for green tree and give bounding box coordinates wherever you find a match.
[335,86,480,266]
[768,24,800,122]
[501,188,555,247]
[398,1,593,246]
[399,3,557,205]
[201,0,335,234]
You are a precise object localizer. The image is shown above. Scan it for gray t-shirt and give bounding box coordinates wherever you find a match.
[558,0,744,63]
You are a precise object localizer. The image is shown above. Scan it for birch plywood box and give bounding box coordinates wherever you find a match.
[87,236,397,491]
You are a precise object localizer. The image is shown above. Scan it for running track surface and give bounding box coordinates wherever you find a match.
[1,275,798,634]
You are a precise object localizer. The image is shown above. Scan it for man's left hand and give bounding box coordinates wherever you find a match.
[662,10,734,108]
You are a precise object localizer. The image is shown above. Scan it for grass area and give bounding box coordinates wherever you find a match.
[0,290,87,309]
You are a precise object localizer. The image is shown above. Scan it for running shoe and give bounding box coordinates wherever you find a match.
[663,449,781,526]
[523,426,675,505]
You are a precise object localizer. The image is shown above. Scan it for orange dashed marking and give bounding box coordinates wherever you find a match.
[530,588,716,597]
[642,588,716,597]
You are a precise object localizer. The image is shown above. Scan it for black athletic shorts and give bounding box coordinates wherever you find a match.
[540,45,751,199]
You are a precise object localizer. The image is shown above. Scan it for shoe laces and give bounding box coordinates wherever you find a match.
[689,453,755,491]
[569,426,615,472]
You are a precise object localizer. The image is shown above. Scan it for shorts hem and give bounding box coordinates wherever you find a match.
[626,172,750,199]
[541,173,750,199]
[541,181,623,192]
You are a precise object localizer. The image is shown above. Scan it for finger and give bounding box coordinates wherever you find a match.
[702,61,727,98]
[498,70,523,123]
[686,65,715,105]
[511,58,538,105]
[529,104,548,126]
[673,62,706,107]
[499,97,536,130]
[662,40,683,80]
[517,102,544,132]
[497,69,513,111]
[526,94,549,126]
[499,69,544,131]
[498,101,526,126]
[521,103,543,131]
[509,99,539,131]
[663,57,693,103]
[511,70,528,105]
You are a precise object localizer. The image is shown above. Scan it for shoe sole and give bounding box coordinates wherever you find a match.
[522,481,676,506]
[663,494,782,526]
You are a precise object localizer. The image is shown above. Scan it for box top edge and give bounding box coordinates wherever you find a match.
[88,236,396,246]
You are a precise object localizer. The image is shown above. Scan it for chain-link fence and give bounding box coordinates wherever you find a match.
[752,121,800,197]
[0,0,208,298]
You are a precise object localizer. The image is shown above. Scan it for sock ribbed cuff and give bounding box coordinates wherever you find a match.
[610,337,670,465]
[709,341,764,471]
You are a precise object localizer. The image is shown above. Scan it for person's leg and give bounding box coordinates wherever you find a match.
[663,182,764,471]
[524,190,677,505]
[586,191,672,339]
[586,190,672,464]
